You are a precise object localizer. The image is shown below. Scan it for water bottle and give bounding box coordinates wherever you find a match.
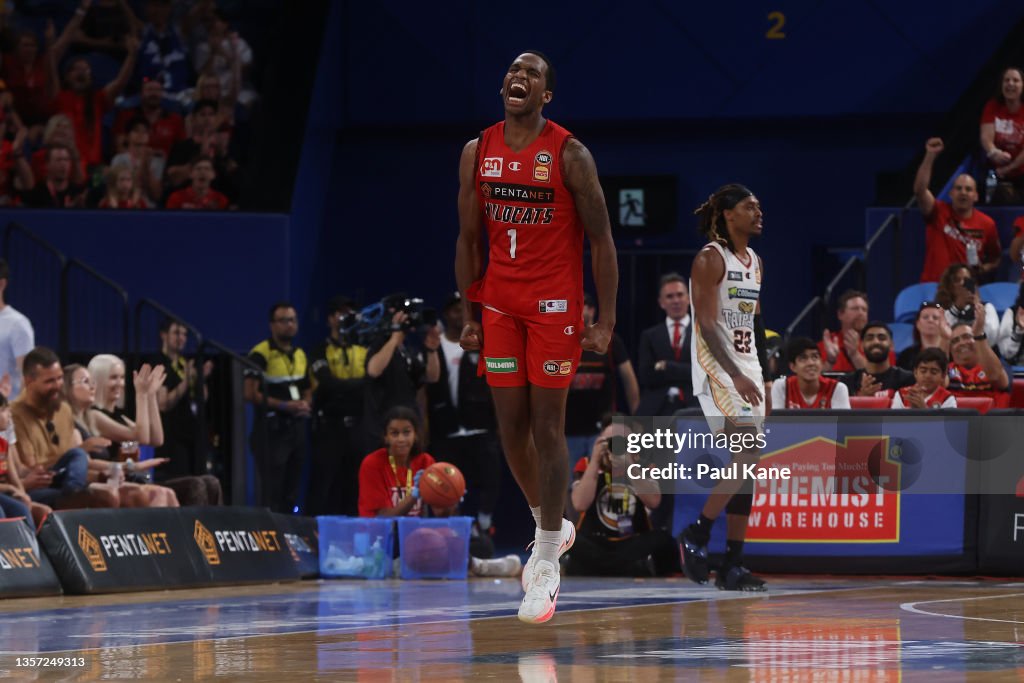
[986,170,998,204]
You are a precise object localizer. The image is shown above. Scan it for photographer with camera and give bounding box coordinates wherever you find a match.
[307,296,367,516]
[364,295,441,448]
[244,302,311,514]
[935,264,999,345]
[564,416,678,577]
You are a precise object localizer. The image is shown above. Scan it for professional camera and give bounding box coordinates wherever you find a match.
[339,293,438,345]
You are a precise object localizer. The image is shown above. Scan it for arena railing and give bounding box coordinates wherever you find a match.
[2,222,67,349]
[60,257,131,359]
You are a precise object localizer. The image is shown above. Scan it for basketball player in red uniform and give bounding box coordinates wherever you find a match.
[455,51,618,624]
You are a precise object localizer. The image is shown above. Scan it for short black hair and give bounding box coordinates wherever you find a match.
[158,316,186,334]
[23,347,60,378]
[382,406,422,454]
[327,295,356,316]
[269,302,295,322]
[785,337,819,367]
[860,320,891,341]
[914,347,948,370]
[522,49,556,93]
[193,98,218,115]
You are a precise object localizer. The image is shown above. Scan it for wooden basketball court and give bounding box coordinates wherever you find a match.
[1,576,1023,680]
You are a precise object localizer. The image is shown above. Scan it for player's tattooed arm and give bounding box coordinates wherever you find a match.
[456,138,485,350]
[564,138,618,353]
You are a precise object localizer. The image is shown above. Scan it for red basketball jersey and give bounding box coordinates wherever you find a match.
[784,375,839,409]
[896,385,954,408]
[468,120,583,322]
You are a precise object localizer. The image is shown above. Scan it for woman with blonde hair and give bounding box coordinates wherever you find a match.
[99,163,151,209]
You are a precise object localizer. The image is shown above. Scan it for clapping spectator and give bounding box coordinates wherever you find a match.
[948,322,1011,403]
[842,322,914,398]
[98,163,149,208]
[915,138,1001,281]
[896,302,952,370]
[981,67,1024,203]
[109,117,163,202]
[32,114,86,186]
[134,0,191,95]
[770,337,850,410]
[20,145,85,207]
[50,15,138,169]
[165,156,227,209]
[191,9,256,108]
[166,99,238,198]
[818,290,895,372]
[891,349,957,409]
[996,282,1024,366]
[935,264,999,344]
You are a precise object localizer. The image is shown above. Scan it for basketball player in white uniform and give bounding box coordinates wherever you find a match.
[681,184,771,591]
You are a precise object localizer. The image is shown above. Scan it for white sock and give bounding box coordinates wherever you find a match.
[530,506,542,529]
[535,529,560,565]
[477,512,492,530]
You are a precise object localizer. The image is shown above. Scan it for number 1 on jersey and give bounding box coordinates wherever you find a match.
[507,228,517,259]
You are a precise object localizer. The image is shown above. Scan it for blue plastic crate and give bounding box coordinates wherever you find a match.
[397,516,472,580]
[317,517,394,579]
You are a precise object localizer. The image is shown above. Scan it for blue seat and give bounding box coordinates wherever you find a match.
[893,282,938,323]
[888,322,914,353]
[979,282,1020,316]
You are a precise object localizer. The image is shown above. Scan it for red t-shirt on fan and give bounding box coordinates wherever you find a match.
[467,120,584,322]
[981,99,1024,178]
[784,375,840,409]
[166,187,229,210]
[357,448,435,518]
[920,200,1000,282]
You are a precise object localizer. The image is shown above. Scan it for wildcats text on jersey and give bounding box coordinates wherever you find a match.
[482,203,555,225]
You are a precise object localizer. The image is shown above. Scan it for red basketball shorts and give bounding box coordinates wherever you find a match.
[480,307,582,388]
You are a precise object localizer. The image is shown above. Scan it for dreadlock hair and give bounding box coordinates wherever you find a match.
[693,184,753,254]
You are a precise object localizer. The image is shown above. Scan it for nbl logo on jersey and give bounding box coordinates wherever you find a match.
[480,157,503,178]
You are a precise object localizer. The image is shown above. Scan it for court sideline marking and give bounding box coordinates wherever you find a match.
[901,592,1024,625]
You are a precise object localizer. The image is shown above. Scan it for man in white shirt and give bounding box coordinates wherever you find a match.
[0,259,35,399]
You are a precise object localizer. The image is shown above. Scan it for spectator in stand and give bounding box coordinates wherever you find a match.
[32,114,87,186]
[1,30,55,135]
[363,298,440,447]
[842,322,914,399]
[166,99,238,199]
[770,337,850,410]
[935,263,999,344]
[98,162,149,208]
[358,406,434,518]
[0,393,51,526]
[49,15,138,170]
[153,318,214,485]
[947,322,1011,404]
[566,418,677,577]
[109,117,163,202]
[637,273,692,415]
[891,349,957,409]
[996,282,1024,366]
[112,78,184,157]
[20,145,86,208]
[981,67,1024,204]
[11,347,118,509]
[191,9,256,108]
[65,363,180,507]
[566,292,639,473]
[426,292,502,534]
[915,138,1002,283]
[71,0,137,59]
[191,73,244,128]
[896,302,952,370]
[306,296,367,517]
[0,109,34,204]
[0,259,34,400]
[1010,215,1024,281]
[244,302,311,514]
[819,290,895,372]
[165,156,228,210]
[133,0,191,95]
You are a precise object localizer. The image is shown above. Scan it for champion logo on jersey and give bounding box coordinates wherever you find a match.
[509,161,522,172]
[480,157,503,178]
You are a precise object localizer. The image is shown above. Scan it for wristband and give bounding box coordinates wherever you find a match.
[973,333,987,341]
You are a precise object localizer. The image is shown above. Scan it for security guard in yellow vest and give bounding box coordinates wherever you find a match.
[307,296,368,516]
[244,302,311,513]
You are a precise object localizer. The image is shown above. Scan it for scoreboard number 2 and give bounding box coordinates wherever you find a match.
[766,11,786,39]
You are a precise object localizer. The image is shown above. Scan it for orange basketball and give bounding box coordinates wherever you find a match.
[419,462,466,508]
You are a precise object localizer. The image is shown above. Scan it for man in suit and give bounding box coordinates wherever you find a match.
[637,273,693,416]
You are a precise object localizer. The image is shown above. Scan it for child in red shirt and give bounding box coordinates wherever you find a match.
[358,407,435,517]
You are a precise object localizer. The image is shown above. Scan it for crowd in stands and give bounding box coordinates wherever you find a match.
[0,0,255,210]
